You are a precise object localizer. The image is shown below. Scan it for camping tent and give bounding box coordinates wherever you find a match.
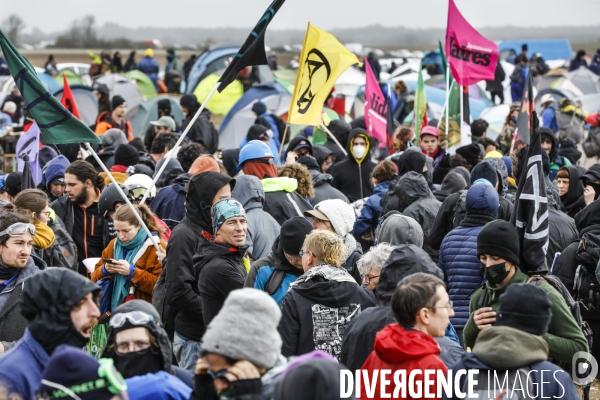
[568,67,600,95]
[95,74,144,113]
[193,73,244,116]
[125,70,157,98]
[537,71,584,99]
[126,95,184,140]
[55,69,85,86]
[219,83,292,149]
[52,85,99,126]
[186,46,240,94]
[37,72,61,93]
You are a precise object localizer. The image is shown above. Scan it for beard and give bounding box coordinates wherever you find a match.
[71,189,89,205]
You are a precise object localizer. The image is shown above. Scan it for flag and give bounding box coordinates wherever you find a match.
[16,123,41,185]
[0,29,100,145]
[439,40,452,84]
[413,61,428,142]
[438,80,461,150]
[217,0,285,93]
[461,84,472,145]
[288,23,361,126]
[385,83,395,154]
[515,68,535,144]
[363,56,387,147]
[445,0,499,86]
[61,73,81,120]
[510,121,549,275]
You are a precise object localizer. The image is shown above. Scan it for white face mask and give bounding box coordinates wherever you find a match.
[352,145,366,159]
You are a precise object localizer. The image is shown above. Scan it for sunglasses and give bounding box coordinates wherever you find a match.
[109,310,154,329]
[0,222,36,237]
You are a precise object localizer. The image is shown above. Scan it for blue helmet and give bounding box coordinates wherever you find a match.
[237,140,274,170]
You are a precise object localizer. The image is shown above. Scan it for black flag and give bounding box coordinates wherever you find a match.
[510,113,549,275]
[515,68,535,144]
[217,0,285,92]
[385,84,395,154]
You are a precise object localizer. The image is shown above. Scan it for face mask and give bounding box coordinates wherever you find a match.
[480,262,511,285]
[588,182,600,200]
[113,348,163,379]
[510,116,517,126]
[352,145,366,159]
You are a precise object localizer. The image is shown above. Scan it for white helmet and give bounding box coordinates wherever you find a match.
[540,94,555,105]
[124,174,156,202]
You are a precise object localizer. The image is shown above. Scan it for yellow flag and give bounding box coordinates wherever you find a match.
[288,23,361,126]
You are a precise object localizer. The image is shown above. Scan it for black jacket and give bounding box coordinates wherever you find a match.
[561,165,586,218]
[181,108,219,154]
[262,178,313,226]
[309,170,348,206]
[196,240,248,327]
[329,129,377,202]
[278,267,375,360]
[547,195,578,270]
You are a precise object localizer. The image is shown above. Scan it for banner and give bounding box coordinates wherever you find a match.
[413,61,428,142]
[288,23,360,126]
[60,73,81,120]
[445,0,499,86]
[515,68,535,144]
[16,123,41,185]
[364,57,387,147]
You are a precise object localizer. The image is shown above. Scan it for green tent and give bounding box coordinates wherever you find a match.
[125,70,157,99]
[55,69,85,86]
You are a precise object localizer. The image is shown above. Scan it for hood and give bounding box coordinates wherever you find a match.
[186,172,235,231]
[396,151,427,176]
[197,238,249,275]
[374,244,443,303]
[561,166,584,207]
[453,166,471,184]
[45,155,70,190]
[576,197,600,234]
[440,171,467,195]
[472,326,549,370]
[292,276,360,308]
[326,120,351,149]
[376,214,423,249]
[297,155,321,172]
[309,170,333,187]
[39,146,58,170]
[231,175,265,211]
[261,176,298,193]
[373,180,390,196]
[470,162,498,188]
[466,183,499,216]
[347,128,372,164]
[154,157,183,188]
[540,127,558,161]
[220,148,240,177]
[374,324,441,364]
[285,135,313,161]
[100,128,128,153]
[482,157,508,196]
[396,171,432,212]
[313,145,333,168]
[103,299,174,374]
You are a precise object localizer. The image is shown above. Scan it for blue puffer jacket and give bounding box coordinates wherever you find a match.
[353,180,390,236]
[438,183,499,329]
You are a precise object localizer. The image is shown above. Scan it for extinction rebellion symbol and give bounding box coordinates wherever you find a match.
[296,49,331,114]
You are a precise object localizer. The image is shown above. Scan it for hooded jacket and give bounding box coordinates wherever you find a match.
[165,172,234,342]
[261,177,313,225]
[540,128,571,181]
[561,165,586,218]
[278,265,375,359]
[44,155,69,190]
[324,120,351,162]
[297,155,349,205]
[448,326,579,399]
[284,135,313,161]
[375,213,424,247]
[150,173,190,230]
[360,324,448,400]
[438,184,498,329]
[546,193,578,271]
[433,170,467,202]
[231,175,281,259]
[181,105,219,154]
[329,129,377,202]
[353,180,390,236]
[154,157,184,188]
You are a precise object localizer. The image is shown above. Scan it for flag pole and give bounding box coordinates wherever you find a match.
[320,122,348,156]
[276,124,290,165]
[84,142,160,251]
[140,82,220,205]
[445,61,450,150]
[459,84,464,141]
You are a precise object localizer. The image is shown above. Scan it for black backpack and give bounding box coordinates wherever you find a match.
[451,189,468,229]
[573,233,600,313]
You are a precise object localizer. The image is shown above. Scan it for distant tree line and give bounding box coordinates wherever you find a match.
[51,16,146,49]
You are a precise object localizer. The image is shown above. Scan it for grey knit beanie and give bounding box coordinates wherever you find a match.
[201,288,282,369]
[313,199,355,236]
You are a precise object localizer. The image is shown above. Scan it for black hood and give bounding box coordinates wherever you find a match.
[561,166,584,207]
[20,269,100,355]
[374,244,443,303]
[313,145,333,169]
[296,154,321,172]
[285,135,313,161]
[396,171,432,212]
[576,198,600,235]
[186,172,235,231]
[292,275,360,308]
[309,170,334,187]
[272,236,304,275]
[196,238,249,275]
[326,120,352,149]
[440,171,468,194]
[539,127,558,161]
[396,151,426,176]
[220,148,241,177]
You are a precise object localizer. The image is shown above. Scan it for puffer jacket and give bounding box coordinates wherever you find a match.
[231,175,280,259]
[438,183,499,329]
[262,177,313,225]
[150,173,190,230]
[353,180,389,236]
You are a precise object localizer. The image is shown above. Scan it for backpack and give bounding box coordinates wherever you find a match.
[264,269,287,296]
[583,126,600,158]
[461,367,535,399]
[44,220,78,270]
[573,233,600,314]
[451,190,468,230]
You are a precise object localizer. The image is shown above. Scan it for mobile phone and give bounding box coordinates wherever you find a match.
[102,258,115,264]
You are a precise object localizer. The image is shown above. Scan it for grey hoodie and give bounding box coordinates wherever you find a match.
[231,175,281,259]
[375,213,424,248]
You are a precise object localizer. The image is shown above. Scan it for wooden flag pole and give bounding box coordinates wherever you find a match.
[85,142,160,251]
[320,122,348,156]
[275,124,290,165]
[140,82,221,205]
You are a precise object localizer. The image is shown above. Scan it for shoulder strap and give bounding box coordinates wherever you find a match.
[264,269,287,296]
[477,285,489,309]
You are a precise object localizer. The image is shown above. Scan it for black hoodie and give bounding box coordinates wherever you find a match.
[324,120,351,162]
[180,94,219,154]
[165,172,235,342]
[328,129,377,202]
[296,155,349,205]
[284,135,313,161]
[561,165,586,218]
[433,170,468,202]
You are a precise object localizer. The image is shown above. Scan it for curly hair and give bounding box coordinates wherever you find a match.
[303,230,345,268]
[177,143,207,172]
[277,162,314,199]
[357,243,394,277]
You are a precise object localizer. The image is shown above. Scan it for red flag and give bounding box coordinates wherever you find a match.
[60,73,81,120]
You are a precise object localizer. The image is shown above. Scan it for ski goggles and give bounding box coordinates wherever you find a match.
[109,310,155,329]
[0,222,36,238]
[128,185,150,201]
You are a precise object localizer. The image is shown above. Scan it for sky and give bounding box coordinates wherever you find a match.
[4,0,600,33]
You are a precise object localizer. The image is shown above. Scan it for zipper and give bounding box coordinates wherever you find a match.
[91,215,95,236]
[358,164,363,199]
[83,208,88,259]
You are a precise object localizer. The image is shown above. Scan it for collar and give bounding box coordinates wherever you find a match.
[22,328,50,367]
[0,272,19,292]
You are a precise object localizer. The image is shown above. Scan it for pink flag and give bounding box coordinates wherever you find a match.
[363,58,387,148]
[445,0,499,86]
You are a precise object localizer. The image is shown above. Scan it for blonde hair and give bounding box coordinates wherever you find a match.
[303,230,345,267]
[113,204,163,239]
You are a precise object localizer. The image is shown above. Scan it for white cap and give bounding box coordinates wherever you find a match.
[540,94,555,105]
[2,101,16,115]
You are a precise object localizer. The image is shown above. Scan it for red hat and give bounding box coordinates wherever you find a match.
[420,126,440,138]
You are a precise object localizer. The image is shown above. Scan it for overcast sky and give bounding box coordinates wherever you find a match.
[5,0,600,33]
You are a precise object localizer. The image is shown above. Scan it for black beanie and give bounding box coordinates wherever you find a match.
[111,95,126,110]
[5,171,22,198]
[297,155,321,172]
[247,124,271,141]
[114,144,140,167]
[477,220,520,266]
[495,283,552,336]
[252,101,267,116]
[456,143,481,168]
[157,99,171,113]
[180,94,199,112]
[280,216,313,255]
[470,161,498,187]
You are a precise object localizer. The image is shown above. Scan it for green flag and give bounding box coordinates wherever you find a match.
[0,29,100,144]
[414,61,428,143]
[437,80,462,150]
[438,40,453,85]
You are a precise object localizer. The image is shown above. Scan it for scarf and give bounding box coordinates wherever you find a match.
[33,221,55,250]
[110,165,129,173]
[242,159,277,179]
[460,211,497,228]
[0,264,19,280]
[111,228,147,311]
[290,263,356,288]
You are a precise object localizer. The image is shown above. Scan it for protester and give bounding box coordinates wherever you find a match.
[249,216,312,305]
[180,94,219,154]
[178,144,208,173]
[150,132,178,164]
[9,189,55,258]
[0,268,100,398]
[540,127,571,181]
[485,60,506,105]
[374,213,424,247]
[558,166,586,218]
[99,143,140,185]
[356,243,394,291]
[252,100,285,146]
[38,154,69,202]
[497,102,520,154]
[144,99,180,151]
[278,230,374,360]
[569,49,588,71]
[277,162,314,201]
[94,96,134,141]
[138,48,160,91]
[433,170,468,202]
[581,164,600,205]
[240,123,280,161]
[510,59,529,102]
[284,135,312,164]
[419,126,445,168]
[540,94,559,133]
[231,175,280,259]
[88,128,128,172]
[4,172,22,201]
[323,119,351,162]
[296,154,348,205]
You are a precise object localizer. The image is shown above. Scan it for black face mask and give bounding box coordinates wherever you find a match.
[113,348,163,379]
[510,116,517,126]
[0,264,19,280]
[587,182,600,200]
[480,262,511,285]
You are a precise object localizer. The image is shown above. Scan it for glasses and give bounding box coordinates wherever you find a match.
[0,222,36,237]
[298,249,312,257]
[109,310,154,329]
[285,253,301,262]
[431,301,454,311]
[115,340,151,354]
[363,274,380,283]
[207,368,230,381]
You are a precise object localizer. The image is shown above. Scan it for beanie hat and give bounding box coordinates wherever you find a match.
[247,124,272,141]
[113,144,140,167]
[296,155,321,172]
[252,101,267,116]
[180,94,199,112]
[36,345,123,400]
[111,95,126,110]
[5,171,22,198]
[157,99,171,113]
[306,199,355,236]
[2,101,16,115]
[211,198,246,236]
[456,143,481,168]
[470,161,498,187]
[477,220,520,266]
[280,216,313,255]
[202,288,282,369]
[495,283,552,336]
[189,154,220,175]
[45,155,70,190]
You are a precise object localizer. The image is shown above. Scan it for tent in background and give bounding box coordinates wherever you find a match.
[53,85,99,126]
[126,95,184,141]
[537,70,585,99]
[568,68,600,95]
[125,70,158,98]
[272,69,298,86]
[55,69,85,86]
[186,46,240,94]
[193,72,244,116]
[36,72,61,93]
[95,74,144,113]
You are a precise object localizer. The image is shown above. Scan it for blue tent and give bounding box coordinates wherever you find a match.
[52,85,98,126]
[37,72,61,93]
[186,46,240,95]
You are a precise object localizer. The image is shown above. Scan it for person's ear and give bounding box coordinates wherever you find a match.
[163,146,169,154]
[31,211,36,221]
[417,307,430,326]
